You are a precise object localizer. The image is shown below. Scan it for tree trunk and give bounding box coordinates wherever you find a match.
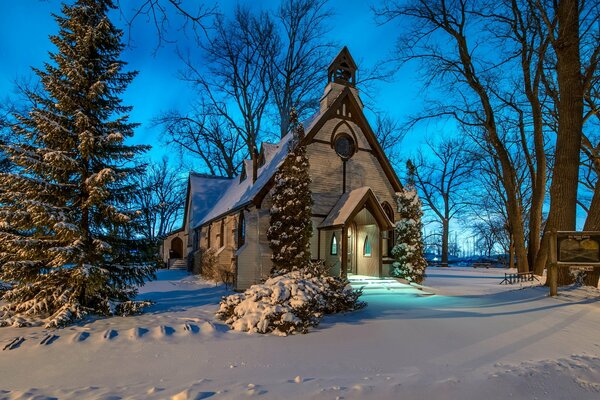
[441,218,449,267]
[526,102,546,272]
[454,33,530,273]
[537,0,584,285]
[584,179,600,231]
[510,235,515,269]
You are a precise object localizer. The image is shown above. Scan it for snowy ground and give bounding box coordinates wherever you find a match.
[1,267,600,399]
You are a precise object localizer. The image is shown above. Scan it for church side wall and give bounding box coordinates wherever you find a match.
[319,229,342,276]
[236,206,272,290]
[193,214,237,277]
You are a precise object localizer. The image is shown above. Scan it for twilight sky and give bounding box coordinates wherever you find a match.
[0,0,434,166]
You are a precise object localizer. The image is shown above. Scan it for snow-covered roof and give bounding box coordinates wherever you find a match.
[188,173,233,228]
[319,186,394,230]
[191,113,321,229]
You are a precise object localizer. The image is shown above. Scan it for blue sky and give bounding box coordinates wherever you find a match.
[0,0,434,165]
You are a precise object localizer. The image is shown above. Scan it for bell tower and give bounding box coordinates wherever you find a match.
[327,46,357,86]
[321,47,362,112]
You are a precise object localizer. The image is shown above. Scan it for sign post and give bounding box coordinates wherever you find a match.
[549,230,558,297]
[549,231,600,297]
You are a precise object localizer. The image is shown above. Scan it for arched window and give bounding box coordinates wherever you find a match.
[382,202,395,222]
[364,235,372,257]
[330,234,338,255]
[238,212,246,248]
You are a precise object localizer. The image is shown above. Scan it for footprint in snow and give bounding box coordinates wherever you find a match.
[39,333,59,346]
[183,323,200,334]
[128,327,150,339]
[2,336,25,351]
[152,325,176,338]
[103,329,119,340]
[72,331,90,342]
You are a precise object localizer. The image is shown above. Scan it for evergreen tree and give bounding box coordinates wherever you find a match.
[267,109,313,273]
[391,167,427,283]
[0,0,154,328]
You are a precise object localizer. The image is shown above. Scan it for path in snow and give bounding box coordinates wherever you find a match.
[1,268,600,400]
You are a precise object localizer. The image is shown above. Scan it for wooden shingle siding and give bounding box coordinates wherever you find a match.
[308,117,400,222]
[310,218,321,258]
[356,224,380,277]
[235,206,273,290]
[235,207,261,290]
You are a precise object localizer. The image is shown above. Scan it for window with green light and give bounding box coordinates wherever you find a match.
[331,234,338,255]
[364,235,372,257]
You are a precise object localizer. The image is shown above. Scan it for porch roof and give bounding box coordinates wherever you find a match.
[319,186,395,231]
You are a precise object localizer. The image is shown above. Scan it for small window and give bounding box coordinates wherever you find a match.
[219,220,225,247]
[364,235,372,257]
[207,225,211,249]
[193,228,200,251]
[238,212,246,248]
[330,234,338,255]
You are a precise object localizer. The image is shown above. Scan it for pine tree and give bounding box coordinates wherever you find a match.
[0,0,154,328]
[391,165,427,283]
[267,109,313,273]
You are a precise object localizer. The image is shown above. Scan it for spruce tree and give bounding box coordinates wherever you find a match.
[391,165,427,283]
[0,0,154,328]
[267,109,313,273]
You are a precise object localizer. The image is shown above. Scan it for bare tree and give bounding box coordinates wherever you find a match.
[373,112,405,167]
[256,0,334,137]
[408,136,476,267]
[158,1,334,181]
[121,0,215,50]
[374,0,533,272]
[179,7,271,183]
[133,158,186,243]
[529,0,600,285]
[155,103,245,177]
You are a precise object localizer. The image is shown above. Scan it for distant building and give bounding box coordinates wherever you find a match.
[162,47,403,289]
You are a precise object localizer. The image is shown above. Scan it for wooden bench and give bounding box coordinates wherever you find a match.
[499,272,540,285]
[473,262,492,269]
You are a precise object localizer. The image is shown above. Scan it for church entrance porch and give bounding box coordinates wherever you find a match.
[318,187,394,279]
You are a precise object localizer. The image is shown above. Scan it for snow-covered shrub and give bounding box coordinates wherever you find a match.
[193,247,216,276]
[391,187,427,283]
[193,247,233,285]
[216,262,365,336]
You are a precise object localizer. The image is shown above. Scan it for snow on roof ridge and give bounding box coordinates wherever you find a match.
[189,171,233,180]
[190,111,323,228]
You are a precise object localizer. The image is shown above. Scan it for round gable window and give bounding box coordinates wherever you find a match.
[334,134,356,160]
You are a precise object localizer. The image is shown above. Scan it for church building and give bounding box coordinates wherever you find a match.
[162,47,403,290]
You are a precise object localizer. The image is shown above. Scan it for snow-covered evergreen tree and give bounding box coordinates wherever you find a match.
[267,109,313,273]
[391,183,427,284]
[0,0,154,328]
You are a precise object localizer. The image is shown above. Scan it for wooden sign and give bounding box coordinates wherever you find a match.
[548,231,600,297]
[556,231,600,265]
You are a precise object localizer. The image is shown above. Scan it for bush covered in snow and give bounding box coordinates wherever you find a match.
[216,262,365,336]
